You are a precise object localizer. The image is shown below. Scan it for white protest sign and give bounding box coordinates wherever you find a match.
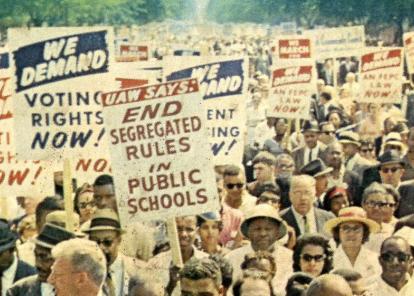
[274,35,314,60]
[403,32,414,75]
[305,26,365,59]
[359,48,403,104]
[163,56,248,165]
[0,48,54,196]
[9,27,114,162]
[267,61,316,119]
[101,78,219,222]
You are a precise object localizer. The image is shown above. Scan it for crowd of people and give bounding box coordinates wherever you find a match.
[2,21,414,296]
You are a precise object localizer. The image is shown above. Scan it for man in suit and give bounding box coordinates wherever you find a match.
[292,120,327,173]
[0,222,37,295]
[7,223,76,296]
[338,131,371,176]
[281,175,335,238]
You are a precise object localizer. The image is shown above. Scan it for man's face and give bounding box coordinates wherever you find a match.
[0,248,15,273]
[181,278,222,296]
[304,131,318,149]
[48,258,77,296]
[35,245,54,282]
[319,124,336,145]
[89,229,121,267]
[275,158,294,178]
[223,173,245,200]
[289,180,315,215]
[93,184,117,211]
[379,163,404,187]
[380,239,412,287]
[247,218,279,251]
[253,163,274,183]
[315,175,329,197]
[274,119,287,136]
[176,216,197,252]
[326,144,343,169]
[341,143,358,158]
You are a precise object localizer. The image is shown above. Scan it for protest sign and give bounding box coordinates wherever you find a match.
[0,48,54,196]
[8,27,114,162]
[403,32,414,75]
[267,61,316,119]
[101,78,219,222]
[163,56,248,165]
[117,44,149,62]
[359,47,403,104]
[305,26,365,59]
[274,36,313,60]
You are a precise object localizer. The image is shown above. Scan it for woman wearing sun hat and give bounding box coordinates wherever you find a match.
[324,206,381,290]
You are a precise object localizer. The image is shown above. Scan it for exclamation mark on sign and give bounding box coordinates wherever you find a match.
[94,128,105,147]
[31,166,43,185]
[225,140,237,155]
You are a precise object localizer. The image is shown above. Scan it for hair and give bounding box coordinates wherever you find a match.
[128,276,163,295]
[306,274,352,296]
[196,215,223,232]
[332,223,370,245]
[180,257,222,289]
[323,186,348,213]
[241,251,276,276]
[362,182,388,204]
[233,273,275,296]
[93,174,114,187]
[255,181,281,197]
[290,175,316,192]
[382,183,400,204]
[286,272,314,296]
[332,269,362,282]
[73,183,94,215]
[52,239,106,287]
[320,92,332,102]
[209,254,233,289]
[252,151,277,167]
[275,153,294,168]
[35,196,64,227]
[223,164,242,178]
[293,234,333,275]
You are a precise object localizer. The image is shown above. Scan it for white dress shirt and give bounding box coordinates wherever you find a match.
[291,207,317,234]
[2,254,18,296]
[303,143,321,166]
[41,282,55,296]
[108,255,124,296]
[373,275,414,296]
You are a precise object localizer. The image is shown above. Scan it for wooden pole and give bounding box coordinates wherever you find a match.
[166,217,183,292]
[63,159,74,232]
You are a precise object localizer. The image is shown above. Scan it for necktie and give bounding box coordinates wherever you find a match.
[303,216,310,234]
[308,149,313,163]
[105,272,116,296]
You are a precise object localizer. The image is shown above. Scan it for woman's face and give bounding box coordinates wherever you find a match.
[339,222,364,249]
[198,220,220,245]
[77,192,96,223]
[329,113,341,128]
[330,195,349,216]
[299,244,326,277]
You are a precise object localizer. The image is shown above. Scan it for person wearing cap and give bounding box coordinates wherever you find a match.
[280,175,335,238]
[374,236,414,296]
[196,212,229,256]
[338,131,371,176]
[300,158,333,208]
[323,186,349,217]
[0,221,37,295]
[324,207,381,290]
[292,120,327,173]
[7,223,75,296]
[382,132,406,156]
[225,204,292,296]
[85,209,147,296]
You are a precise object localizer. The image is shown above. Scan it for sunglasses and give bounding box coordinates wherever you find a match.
[380,167,401,174]
[364,201,396,209]
[339,225,363,233]
[301,254,326,262]
[225,183,244,190]
[361,148,374,153]
[380,252,411,263]
[90,238,116,248]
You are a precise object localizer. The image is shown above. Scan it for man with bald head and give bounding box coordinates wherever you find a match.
[306,274,353,296]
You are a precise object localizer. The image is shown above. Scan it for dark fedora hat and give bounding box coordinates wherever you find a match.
[300,158,333,178]
[0,222,17,253]
[378,150,405,167]
[302,120,320,133]
[33,223,76,249]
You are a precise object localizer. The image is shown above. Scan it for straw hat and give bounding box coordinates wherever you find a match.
[324,207,380,234]
[83,209,125,233]
[338,131,360,147]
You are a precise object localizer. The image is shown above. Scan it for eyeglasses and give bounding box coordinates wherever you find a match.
[225,183,244,190]
[361,148,374,153]
[386,145,402,151]
[380,252,411,263]
[78,201,96,209]
[380,167,401,174]
[259,197,280,204]
[364,201,396,208]
[90,238,116,248]
[339,225,363,233]
[301,254,326,262]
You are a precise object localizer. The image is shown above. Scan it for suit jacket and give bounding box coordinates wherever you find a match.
[343,169,363,206]
[292,143,327,173]
[280,207,335,238]
[14,260,37,283]
[6,275,41,296]
[397,180,414,218]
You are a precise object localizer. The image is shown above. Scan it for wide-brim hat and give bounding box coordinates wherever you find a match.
[300,158,333,178]
[383,132,404,148]
[240,204,287,240]
[0,222,17,253]
[338,131,360,147]
[302,120,320,133]
[83,209,125,233]
[324,207,380,234]
[33,223,76,249]
[377,150,405,167]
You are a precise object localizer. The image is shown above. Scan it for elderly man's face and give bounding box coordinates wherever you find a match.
[380,239,412,288]
[247,218,279,251]
[289,180,315,215]
[379,164,404,188]
[48,257,77,296]
[181,278,222,296]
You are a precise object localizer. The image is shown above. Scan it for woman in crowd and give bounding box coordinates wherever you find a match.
[197,212,230,256]
[74,183,96,227]
[292,234,333,278]
[241,251,276,282]
[323,186,350,217]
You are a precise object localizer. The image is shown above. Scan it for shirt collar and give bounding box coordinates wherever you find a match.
[3,254,18,280]
[291,206,315,220]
